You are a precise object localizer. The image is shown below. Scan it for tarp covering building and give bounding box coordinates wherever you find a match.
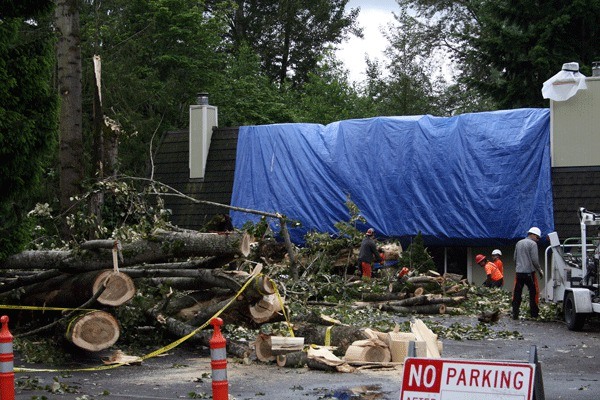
[230,108,553,246]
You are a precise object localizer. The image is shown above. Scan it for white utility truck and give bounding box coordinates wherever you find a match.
[545,208,600,330]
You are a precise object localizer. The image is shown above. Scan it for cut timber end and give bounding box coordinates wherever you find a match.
[249,294,284,324]
[93,270,136,306]
[254,334,275,362]
[66,310,120,352]
[276,351,307,368]
[240,232,251,257]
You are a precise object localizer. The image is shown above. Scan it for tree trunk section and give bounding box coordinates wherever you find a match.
[21,270,134,308]
[292,323,370,356]
[277,351,307,368]
[65,310,119,352]
[55,0,84,238]
[0,231,251,271]
[145,307,251,359]
[379,304,446,315]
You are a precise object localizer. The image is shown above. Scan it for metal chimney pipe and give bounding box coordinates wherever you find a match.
[197,92,209,105]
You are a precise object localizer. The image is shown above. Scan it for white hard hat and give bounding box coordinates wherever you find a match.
[492,249,502,256]
[528,227,541,237]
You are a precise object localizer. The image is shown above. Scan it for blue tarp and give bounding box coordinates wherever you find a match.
[230,108,553,246]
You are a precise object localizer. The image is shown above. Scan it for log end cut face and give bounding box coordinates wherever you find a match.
[93,270,136,306]
[67,310,120,352]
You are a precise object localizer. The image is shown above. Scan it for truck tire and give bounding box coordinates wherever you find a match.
[564,291,586,331]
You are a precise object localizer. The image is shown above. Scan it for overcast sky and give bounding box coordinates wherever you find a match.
[336,0,399,83]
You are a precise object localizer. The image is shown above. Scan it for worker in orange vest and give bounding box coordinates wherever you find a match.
[475,254,504,288]
[491,249,504,275]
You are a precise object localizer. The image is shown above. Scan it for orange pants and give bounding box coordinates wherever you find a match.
[361,262,372,279]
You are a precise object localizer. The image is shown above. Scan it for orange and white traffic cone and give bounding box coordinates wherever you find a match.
[210,317,228,400]
[0,315,14,400]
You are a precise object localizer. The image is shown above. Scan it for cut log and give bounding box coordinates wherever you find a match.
[380,303,446,315]
[255,334,304,360]
[276,351,307,368]
[255,334,276,362]
[306,346,356,373]
[411,319,441,358]
[360,291,409,302]
[249,294,284,324]
[389,294,433,307]
[19,270,135,308]
[344,339,391,363]
[270,336,304,353]
[427,296,466,306]
[93,271,136,306]
[292,323,370,356]
[406,276,443,285]
[0,269,63,295]
[129,270,271,301]
[65,310,120,352]
[144,307,251,358]
[0,230,251,272]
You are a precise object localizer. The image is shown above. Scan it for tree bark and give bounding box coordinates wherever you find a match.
[18,270,134,308]
[55,0,84,238]
[292,323,370,356]
[145,307,252,358]
[0,269,63,295]
[0,231,251,271]
[276,351,308,368]
[379,303,446,315]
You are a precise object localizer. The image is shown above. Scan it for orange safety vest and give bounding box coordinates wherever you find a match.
[494,259,504,275]
[484,261,503,281]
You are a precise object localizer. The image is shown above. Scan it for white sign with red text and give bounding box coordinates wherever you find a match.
[400,358,535,400]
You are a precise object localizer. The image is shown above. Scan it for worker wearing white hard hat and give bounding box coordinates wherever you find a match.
[491,249,504,275]
[512,227,544,319]
[527,227,542,237]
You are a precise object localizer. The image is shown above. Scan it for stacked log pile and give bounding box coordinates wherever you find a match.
[0,230,282,355]
[258,318,443,372]
[354,270,469,315]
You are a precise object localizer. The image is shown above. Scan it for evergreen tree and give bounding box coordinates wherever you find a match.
[394,0,600,109]
[209,0,361,87]
[398,232,436,274]
[0,0,58,259]
[79,0,229,176]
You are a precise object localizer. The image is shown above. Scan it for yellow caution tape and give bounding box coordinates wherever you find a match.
[0,304,97,312]
[269,277,294,338]
[14,274,261,373]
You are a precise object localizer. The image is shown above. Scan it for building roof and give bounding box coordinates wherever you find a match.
[152,123,599,245]
[152,127,239,230]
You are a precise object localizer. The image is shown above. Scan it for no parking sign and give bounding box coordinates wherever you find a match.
[400,357,535,400]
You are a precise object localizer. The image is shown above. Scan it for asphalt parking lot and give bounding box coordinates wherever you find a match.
[13,314,600,399]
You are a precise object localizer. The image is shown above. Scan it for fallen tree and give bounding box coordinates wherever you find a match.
[0,230,251,272]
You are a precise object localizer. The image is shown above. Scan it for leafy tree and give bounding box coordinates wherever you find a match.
[395,0,600,109]
[0,0,58,259]
[465,0,600,108]
[208,43,295,126]
[79,0,229,176]
[212,0,361,87]
[290,50,375,124]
